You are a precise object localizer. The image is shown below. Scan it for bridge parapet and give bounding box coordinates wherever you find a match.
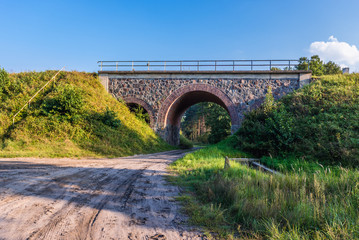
[98,59,308,72]
[99,63,311,145]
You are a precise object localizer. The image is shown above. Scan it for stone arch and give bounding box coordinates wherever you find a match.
[157,84,240,145]
[122,97,155,127]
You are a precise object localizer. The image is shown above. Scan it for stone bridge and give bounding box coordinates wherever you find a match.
[99,70,311,145]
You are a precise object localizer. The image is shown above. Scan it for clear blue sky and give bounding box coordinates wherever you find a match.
[1,0,359,72]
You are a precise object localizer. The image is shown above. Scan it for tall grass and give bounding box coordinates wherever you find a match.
[171,142,359,239]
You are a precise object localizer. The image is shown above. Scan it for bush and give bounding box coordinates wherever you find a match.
[236,74,359,166]
[41,84,84,122]
[179,134,193,149]
[0,68,10,100]
[93,108,121,129]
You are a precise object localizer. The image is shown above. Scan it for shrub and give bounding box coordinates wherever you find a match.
[41,84,84,122]
[94,108,121,129]
[179,134,193,149]
[236,74,359,166]
[0,68,10,100]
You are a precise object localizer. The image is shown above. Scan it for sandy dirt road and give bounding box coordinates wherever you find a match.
[0,150,205,240]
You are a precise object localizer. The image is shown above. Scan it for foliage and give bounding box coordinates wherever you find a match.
[236,74,359,166]
[41,84,85,122]
[204,103,231,144]
[93,107,121,129]
[181,102,231,144]
[0,67,10,100]
[309,55,325,76]
[179,134,193,149]
[263,86,275,114]
[171,140,359,239]
[181,103,208,142]
[127,103,150,124]
[0,70,172,157]
[297,55,342,76]
[324,61,342,75]
[296,57,309,70]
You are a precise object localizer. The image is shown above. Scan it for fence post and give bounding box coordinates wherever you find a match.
[224,156,231,169]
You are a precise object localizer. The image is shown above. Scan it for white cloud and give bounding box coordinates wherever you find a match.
[310,36,359,72]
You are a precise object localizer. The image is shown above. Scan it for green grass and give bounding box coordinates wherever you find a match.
[170,74,359,239]
[0,69,173,157]
[171,140,359,239]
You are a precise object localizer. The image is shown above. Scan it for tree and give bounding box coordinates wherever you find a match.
[324,61,341,75]
[181,102,231,144]
[309,55,324,76]
[204,103,231,144]
[296,57,309,71]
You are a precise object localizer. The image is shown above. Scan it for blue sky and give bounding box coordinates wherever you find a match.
[1,0,359,72]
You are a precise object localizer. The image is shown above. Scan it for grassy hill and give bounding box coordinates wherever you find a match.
[170,74,359,239]
[0,69,172,157]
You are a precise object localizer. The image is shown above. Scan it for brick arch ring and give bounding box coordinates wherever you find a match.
[157,84,240,129]
[122,97,155,128]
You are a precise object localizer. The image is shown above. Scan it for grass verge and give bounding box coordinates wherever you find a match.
[170,140,359,239]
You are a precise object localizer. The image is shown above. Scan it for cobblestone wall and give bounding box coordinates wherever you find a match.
[100,71,311,145]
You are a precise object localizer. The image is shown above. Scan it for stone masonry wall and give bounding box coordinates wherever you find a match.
[109,77,299,125]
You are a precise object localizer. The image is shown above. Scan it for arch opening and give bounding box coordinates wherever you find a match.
[158,85,240,145]
[181,102,231,145]
[127,103,151,125]
[122,97,155,127]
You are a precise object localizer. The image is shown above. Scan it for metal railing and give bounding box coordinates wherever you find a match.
[97,60,305,72]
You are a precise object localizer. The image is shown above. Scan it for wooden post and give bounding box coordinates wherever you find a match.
[224,156,231,169]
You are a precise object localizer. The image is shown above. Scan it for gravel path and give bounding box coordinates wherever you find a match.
[0,150,204,240]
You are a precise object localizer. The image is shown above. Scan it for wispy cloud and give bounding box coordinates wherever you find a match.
[310,36,359,72]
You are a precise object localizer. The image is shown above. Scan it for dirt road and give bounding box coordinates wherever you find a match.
[0,150,204,240]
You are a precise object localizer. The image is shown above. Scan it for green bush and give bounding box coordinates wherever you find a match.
[93,108,121,129]
[179,134,193,149]
[0,68,10,101]
[236,74,359,166]
[41,84,84,122]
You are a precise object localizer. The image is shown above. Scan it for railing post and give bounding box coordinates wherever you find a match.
[164,61,166,71]
[233,60,235,71]
[197,61,199,71]
[289,60,291,70]
[148,61,150,71]
[132,61,134,71]
[251,60,253,71]
[101,61,103,71]
[215,61,217,71]
[180,61,182,71]
[116,62,118,71]
[270,60,272,70]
